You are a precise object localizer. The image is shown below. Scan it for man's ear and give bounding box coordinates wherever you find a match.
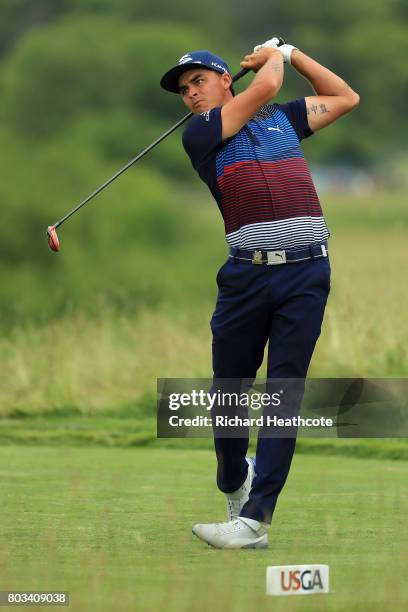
[221,72,233,91]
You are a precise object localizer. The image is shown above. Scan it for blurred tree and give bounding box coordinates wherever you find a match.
[0,0,70,56]
[1,16,135,138]
[71,0,230,42]
[0,16,225,132]
[0,0,231,58]
[0,16,226,179]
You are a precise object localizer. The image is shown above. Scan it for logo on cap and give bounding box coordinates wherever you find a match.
[178,54,194,64]
[211,61,227,72]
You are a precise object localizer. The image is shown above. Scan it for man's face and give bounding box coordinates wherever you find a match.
[178,68,232,114]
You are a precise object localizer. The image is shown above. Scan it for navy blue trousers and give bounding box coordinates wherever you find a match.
[210,252,331,524]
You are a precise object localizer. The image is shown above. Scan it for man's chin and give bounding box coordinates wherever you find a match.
[193,104,213,115]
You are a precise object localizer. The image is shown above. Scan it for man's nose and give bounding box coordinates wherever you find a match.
[188,87,199,99]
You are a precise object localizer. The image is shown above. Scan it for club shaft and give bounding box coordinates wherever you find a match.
[53,68,249,229]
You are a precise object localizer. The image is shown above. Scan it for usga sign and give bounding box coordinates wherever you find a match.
[266,564,329,596]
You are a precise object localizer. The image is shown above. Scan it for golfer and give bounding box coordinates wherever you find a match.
[160,39,359,549]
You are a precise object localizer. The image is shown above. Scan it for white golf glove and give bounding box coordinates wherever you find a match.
[254,38,297,65]
[254,37,281,52]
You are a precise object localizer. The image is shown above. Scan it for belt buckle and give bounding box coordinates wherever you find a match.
[252,250,263,265]
[267,250,286,265]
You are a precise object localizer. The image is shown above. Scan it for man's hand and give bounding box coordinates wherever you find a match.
[253,36,282,52]
[240,47,283,73]
[254,38,297,64]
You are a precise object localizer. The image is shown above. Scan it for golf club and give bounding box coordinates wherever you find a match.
[46,40,285,252]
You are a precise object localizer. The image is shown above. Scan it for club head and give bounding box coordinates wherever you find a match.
[47,225,60,252]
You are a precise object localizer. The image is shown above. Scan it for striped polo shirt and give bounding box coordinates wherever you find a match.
[182,98,330,250]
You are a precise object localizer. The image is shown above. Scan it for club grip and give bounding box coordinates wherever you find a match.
[232,68,250,82]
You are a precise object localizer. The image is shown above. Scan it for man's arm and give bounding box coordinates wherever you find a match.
[290,49,360,132]
[221,47,284,140]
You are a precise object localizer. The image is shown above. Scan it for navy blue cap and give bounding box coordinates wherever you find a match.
[160,50,231,94]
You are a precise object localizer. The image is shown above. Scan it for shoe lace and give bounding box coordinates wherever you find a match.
[226,464,253,519]
[227,497,242,519]
[216,519,242,534]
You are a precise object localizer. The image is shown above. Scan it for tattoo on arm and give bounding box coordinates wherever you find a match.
[269,61,283,73]
[307,103,330,115]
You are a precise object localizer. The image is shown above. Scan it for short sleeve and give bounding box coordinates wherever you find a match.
[277,98,313,141]
[182,107,223,169]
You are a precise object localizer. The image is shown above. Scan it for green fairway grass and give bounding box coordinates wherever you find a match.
[0,447,406,611]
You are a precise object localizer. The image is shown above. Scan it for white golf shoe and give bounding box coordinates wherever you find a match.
[225,457,256,521]
[192,516,268,549]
